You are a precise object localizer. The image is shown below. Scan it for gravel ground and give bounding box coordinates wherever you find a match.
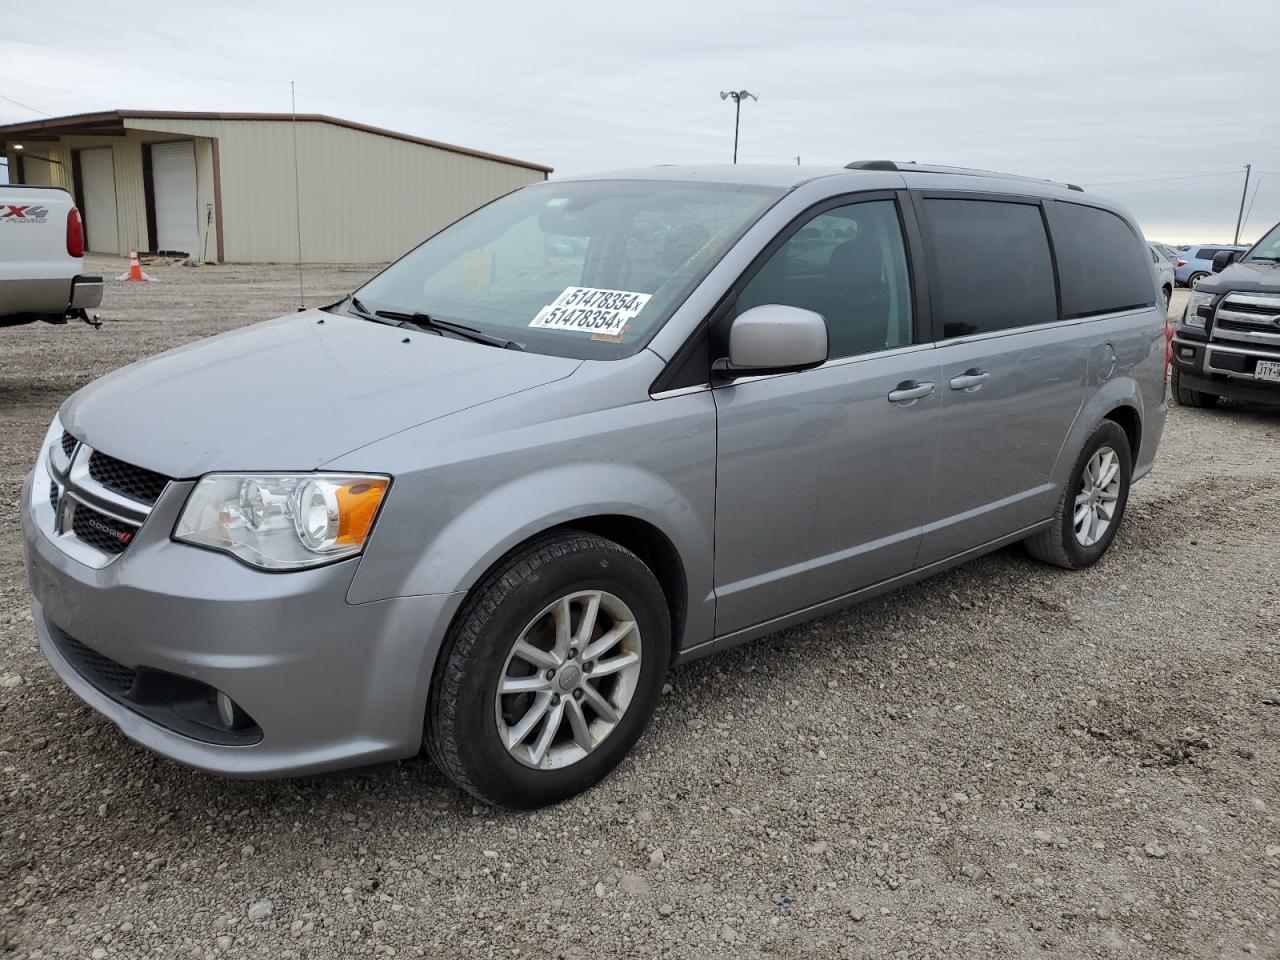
[1,264,1277,959]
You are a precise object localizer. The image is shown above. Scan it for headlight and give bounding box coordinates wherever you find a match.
[174,473,389,570]
[1183,291,1214,328]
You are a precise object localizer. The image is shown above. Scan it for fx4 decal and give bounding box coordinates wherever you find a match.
[1,205,50,221]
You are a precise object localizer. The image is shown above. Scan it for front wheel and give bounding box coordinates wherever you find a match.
[1170,366,1219,408]
[426,531,669,808]
[1025,420,1132,570]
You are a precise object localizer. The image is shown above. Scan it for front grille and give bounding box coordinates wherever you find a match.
[87,451,170,506]
[59,431,77,457]
[70,505,135,555]
[1216,317,1280,336]
[1218,295,1280,317]
[54,631,138,697]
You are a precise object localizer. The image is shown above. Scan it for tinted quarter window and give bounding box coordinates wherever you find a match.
[922,198,1057,339]
[1053,202,1154,318]
[736,199,913,359]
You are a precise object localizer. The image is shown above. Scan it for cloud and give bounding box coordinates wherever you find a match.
[4,0,1278,241]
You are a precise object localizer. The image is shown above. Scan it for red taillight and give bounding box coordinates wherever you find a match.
[1176,259,1186,267]
[66,207,85,258]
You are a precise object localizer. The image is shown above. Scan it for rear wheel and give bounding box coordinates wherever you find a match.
[1162,286,1172,312]
[1025,420,1131,570]
[1189,271,1209,288]
[1170,366,1219,408]
[426,531,669,808]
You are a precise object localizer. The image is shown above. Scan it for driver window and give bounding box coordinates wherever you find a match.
[737,200,913,359]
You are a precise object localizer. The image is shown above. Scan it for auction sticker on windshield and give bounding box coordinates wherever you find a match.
[529,287,652,337]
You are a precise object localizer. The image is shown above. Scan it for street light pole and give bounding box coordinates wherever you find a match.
[719,90,757,164]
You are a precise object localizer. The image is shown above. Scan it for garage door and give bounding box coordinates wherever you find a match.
[78,148,119,255]
[150,141,199,255]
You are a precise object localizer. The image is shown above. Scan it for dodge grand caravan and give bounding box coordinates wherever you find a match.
[23,162,1167,807]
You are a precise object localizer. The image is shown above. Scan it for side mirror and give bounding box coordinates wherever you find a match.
[712,304,829,379]
[1211,250,1238,273]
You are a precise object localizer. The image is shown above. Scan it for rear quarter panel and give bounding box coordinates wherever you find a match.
[1053,305,1167,488]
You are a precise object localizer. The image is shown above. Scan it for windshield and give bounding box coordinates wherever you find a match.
[351,179,783,358]
[1245,222,1280,262]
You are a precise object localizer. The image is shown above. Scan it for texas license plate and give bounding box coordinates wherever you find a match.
[1257,360,1280,383]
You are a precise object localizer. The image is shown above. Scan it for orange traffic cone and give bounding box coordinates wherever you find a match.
[116,248,152,282]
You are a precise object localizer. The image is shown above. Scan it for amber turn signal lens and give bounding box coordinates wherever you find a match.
[335,478,389,546]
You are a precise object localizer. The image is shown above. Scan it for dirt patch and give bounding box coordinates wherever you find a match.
[1,273,1278,958]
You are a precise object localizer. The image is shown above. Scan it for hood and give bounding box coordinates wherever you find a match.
[1195,258,1280,297]
[61,310,581,477]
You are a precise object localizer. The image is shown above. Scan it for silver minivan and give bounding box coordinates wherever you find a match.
[23,162,1167,807]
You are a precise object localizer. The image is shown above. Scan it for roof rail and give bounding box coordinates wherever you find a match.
[844,160,1084,192]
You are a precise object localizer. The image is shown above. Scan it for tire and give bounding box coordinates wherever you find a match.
[426,531,670,808]
[1188,271,1209,288]
[1170,366,1219,408]
[1025,420,1132,570]
[1162,286,1172,312]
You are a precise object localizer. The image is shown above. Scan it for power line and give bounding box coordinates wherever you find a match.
[1083,170,1241,187]
[0,43,535,138]
[0,92,50,117]
[1241,176,1263,239]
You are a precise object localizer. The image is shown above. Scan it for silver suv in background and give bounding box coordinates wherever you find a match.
[23,162,1167,807]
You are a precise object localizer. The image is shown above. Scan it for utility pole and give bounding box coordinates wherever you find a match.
[1233,163,1252,245]
[794,156,801,165]
[719,90,757,164]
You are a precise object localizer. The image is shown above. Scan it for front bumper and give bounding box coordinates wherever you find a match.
[1172,335,1280,405]
[22,470,465,777]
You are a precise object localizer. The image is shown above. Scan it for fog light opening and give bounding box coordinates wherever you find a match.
[215,691,251,730]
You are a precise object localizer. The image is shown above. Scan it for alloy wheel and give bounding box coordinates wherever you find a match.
[1074,445,1121,547]
[494,590,643,769]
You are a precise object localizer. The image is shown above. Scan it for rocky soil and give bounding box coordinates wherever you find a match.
[1,269,1277,958]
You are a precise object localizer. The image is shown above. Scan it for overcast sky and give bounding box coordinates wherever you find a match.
[4,0,1278,243]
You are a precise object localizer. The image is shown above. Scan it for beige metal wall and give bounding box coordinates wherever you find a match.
[127,117,546,263]
[4,131,218,258]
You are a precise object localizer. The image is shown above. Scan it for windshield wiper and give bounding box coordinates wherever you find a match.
[373,308,524,351]
[346,295,399,326]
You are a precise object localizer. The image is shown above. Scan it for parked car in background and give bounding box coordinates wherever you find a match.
[24,162,1167,808]
[1149,244,1174,309]
[0,184,102,324]
[1170,220,1280,408]
[1150,241,1180,264]
[1175,244,1248,288]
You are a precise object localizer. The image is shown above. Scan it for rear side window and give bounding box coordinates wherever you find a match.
[1194,247,1219,260]
[921,198,1058,339]
[1054,202,1154,317]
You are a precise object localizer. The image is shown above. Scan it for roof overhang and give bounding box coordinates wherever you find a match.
[0,111,129,141]
[0,110,552,173]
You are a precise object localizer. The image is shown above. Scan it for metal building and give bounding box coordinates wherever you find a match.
[0,110,551,263]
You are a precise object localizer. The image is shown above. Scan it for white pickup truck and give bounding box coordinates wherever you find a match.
[0,184,103,324]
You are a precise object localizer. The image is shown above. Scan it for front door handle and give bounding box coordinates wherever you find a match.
[948,369,991,392]
[887,380,935,405]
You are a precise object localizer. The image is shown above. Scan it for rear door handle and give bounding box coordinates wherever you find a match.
[948,369,990,392]
[887,380,935,405]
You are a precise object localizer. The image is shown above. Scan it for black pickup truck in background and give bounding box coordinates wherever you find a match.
[1170,220,1280,408]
